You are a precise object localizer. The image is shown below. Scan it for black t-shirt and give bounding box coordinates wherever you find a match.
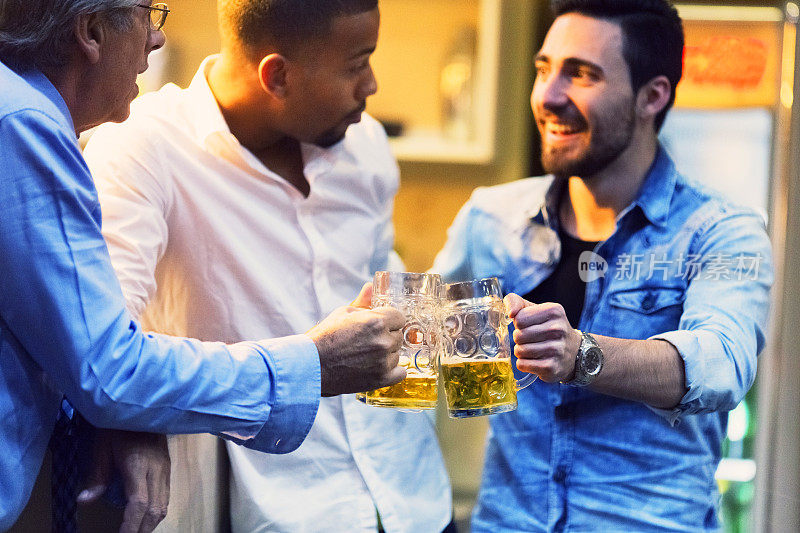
[522,230,600,328]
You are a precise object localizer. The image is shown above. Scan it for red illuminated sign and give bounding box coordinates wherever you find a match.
[683,37,768,89]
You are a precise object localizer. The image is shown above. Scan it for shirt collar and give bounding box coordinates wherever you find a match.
[10,64,77,137]
[185,55,234,147]
[533,145,677,230]
[184,55,341,179]
[628,144,677,228]
[531,176,564,231]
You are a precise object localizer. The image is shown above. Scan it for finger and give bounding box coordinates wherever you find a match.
[350,282,373,308]
[513,302,565,329]
[382,365,407,387]
[370,306,405,330]
[385,330,403,353]
[138,472,169,533]
[503,293,530,319]
[119,456,148,533]
[513,323,566,345]
[138,438,170,533]
[514,339,565,361]
[386,343,401,367]
[119,494,147,533]
[515,357,552,379]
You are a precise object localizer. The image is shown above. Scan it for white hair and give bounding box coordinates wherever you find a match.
[0,0,138,69]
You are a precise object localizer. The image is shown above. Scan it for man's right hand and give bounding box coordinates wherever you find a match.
[307,283,406,396]
[78,429,170,533]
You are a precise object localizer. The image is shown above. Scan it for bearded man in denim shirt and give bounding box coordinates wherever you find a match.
[433,0,773,531]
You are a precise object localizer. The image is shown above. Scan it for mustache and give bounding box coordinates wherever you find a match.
[537,102,587,128]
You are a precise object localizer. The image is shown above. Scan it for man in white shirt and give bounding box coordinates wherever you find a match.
[84,0,453,531]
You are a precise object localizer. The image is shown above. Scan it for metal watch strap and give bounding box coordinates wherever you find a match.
[563,330,603,386]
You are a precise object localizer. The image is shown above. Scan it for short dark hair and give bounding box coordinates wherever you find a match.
[551,0,684,131]
[220,0,378,58]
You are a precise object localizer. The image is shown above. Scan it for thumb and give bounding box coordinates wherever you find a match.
[350,282,373,309]
[503,293,532,319]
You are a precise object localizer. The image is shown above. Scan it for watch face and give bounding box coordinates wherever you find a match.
[584,347,603,375]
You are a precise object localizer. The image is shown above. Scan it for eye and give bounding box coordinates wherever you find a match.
[351,62,369,74]
[534,62,550,78]
[572,66,599,84]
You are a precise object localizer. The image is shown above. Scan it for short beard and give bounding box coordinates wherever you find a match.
[541,105,635,179]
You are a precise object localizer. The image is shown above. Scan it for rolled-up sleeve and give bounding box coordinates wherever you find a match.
[649,210,773,424]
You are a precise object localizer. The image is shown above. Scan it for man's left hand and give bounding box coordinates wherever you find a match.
[504,293,582,383]
[78,429,170,533]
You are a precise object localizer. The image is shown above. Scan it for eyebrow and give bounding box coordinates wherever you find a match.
[535,53,604,74]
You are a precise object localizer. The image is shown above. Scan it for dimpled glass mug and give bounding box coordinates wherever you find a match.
[356,271,442,409]
[440,277,536,418]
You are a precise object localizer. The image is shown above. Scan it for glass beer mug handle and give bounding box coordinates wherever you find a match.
[515,372,537,391]
[502,311,536,391]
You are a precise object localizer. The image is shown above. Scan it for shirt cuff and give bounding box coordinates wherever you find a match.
[242,334,320,453]
[646,330,705,426]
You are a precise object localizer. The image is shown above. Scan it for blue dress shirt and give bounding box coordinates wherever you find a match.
[433,147,773,532]
[0,60,320,530]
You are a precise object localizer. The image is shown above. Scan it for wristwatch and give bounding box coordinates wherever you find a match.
[563,331,604,386]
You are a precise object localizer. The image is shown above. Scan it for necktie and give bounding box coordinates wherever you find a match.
[48,399,81,533]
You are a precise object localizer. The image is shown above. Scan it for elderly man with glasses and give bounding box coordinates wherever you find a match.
[0,1,409,531]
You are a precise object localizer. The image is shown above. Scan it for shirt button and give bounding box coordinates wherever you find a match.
[554,405,568,420]
[553,467,567,482]
[641,293,655,311]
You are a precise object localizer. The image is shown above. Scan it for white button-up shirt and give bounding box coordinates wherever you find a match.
[85,57,451,533]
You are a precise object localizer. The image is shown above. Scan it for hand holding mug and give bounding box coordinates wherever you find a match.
[308,284,407,396]
[356,271,442,410]
[440,278,536,418]
[504,293,582,383]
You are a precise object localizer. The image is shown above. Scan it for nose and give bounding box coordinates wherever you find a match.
[357,65,378,100]
[148,27,166,53]
[532,71,569,114]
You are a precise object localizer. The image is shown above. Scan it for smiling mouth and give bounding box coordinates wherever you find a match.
[548,123,580,134]
[540,117,587,142]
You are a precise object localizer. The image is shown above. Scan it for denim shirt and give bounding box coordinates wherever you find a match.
[432,147,773,532]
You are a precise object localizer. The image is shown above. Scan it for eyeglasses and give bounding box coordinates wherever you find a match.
[136,3,170,31]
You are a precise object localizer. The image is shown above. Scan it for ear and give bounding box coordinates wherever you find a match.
[258,53,289,98]
[636,75,671,122]
[74,12,105,65]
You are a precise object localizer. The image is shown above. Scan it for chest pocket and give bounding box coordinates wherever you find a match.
[605,287,686,338]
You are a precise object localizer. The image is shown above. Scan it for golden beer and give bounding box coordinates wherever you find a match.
[357,375,437,409]
[441,359,517,417]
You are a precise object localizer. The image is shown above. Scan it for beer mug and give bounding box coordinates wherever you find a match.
[440,277,536,418]
[356,271,441,409]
